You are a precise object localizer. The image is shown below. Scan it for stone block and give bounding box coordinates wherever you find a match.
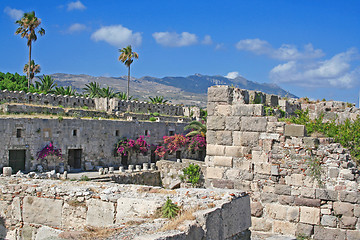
[328,167,340,179]
[294,197,321,207]
[86,199,115,227]
[271,165,279,175]
[213,156,233,167]
[232,104,256,116]
[267,204,299,222]
[300,206,320,225]
[274,185,291,195]
[333,202,354,217]
[347,230,360,240]
[321,215,337,228]
[303,137,319,148]
[251,150,268,163]
[250,202,263,217]
[221,195,251,238]
[315,189,338,201]
[241,117,267,132]
[225,146,247,157]
[253,163,271,175]
[212,179,234,189]
[207,102,216,116]
[225,116,241,130]
[300,187,316,199]
[260,193,278,203]
[354,205,360,217]
[208,86,232,103]
[3,167,12,176]
[225,169,240,179]
[259,133,280,140]
[206,144,225,156]
[23,197,63,227]
[266,94,279,107]
[250,217,272,232]
[284,124,306,137]
[313,226,346,240]
[339,191,359,203]
[233,131,259,147]
[34,226,62,240]
[206,130,216,145]
[233,159,251,171]
[234,180,251,192]
[62,201,87,229]
[267,122,285,134]
[216,104,232,116]
[296,223,314,237]
[216,131,232,145]
[339,216,357,229]
[207,116,225,130]
[288,174,304,186]
[116,198,161,221]
[206,167,224,179]
[253,104,264,116]
[278,195,294,205]
[273,220,296,235]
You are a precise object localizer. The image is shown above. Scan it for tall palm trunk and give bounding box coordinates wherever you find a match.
[127,65,130,101]
[28,43,32,89]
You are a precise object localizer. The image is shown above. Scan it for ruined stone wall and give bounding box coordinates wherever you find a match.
[0,90,185,116]
[0,177,251,240]
[205,86,360,240]
[156,159,206,188]
[0,117,187,172]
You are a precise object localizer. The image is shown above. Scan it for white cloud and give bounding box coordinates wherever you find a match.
[152,32,198,47]
[202,35,213,45]
[67,23,87,33]
[269,48,360,88]
[236,38,324,60]
[225,71,241,79]
[67,1,86,11]
[4,7,24,20]
[215,43,225,50]
[91,25,142,47]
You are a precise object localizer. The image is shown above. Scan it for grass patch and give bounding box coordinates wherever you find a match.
[159,206,200,232]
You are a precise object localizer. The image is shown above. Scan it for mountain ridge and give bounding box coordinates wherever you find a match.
[49,73,297,107]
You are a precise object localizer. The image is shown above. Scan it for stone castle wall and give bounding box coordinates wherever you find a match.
[0,117,187,172]
[205,86,360,239]
[0,90,185,116]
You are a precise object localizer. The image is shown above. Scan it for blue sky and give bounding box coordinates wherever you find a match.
[1,0,359,104]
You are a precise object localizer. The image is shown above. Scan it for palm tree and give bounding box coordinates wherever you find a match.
[149,96,169,104]
[100,86,116,98]
[54,86,77,96]
[83,82,101,98]
[184,120,207,137]
[15,11,45,89]
[23,60,41,81]
[118,45,139,101]
[34,75,57,93]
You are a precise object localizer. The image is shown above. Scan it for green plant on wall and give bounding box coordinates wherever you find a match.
[180,163,200,186]
[306,157,324,188]
[161,197,179,219]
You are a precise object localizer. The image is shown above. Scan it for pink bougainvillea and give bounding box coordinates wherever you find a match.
[188,134,206,151]
[37,142,62,160]
[116,136,149,156]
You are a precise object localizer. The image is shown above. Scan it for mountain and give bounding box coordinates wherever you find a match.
[49,73,297,107]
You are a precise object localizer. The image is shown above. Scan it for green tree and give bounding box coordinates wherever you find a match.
[54,86,77,96]
[100,86,116,98]
[83,82,101,98]
[184,120,207,137]
[15,11,45,89]
[34,75,57,93]
[23,60,41,81]
[118,45,139,101]
[149,96,168,104]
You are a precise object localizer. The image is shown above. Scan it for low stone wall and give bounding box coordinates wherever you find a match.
[0,177,251,240]
[111,171,162,186]
[156,159,206,188]
[205,86,360,240]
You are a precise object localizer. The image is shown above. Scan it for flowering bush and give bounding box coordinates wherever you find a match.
[37,142,62,160]
[116,136,149,156]
[155,134,206,158]
[188,134,206,151]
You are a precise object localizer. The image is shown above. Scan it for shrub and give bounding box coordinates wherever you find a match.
[181,163,200,186]
[149,116,157,122]
[161,197,179,219]
[79,175,90,181]
[152,112,160,116]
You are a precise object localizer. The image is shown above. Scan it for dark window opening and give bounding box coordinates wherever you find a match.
[16,129,22,138]
[176,151,181,160]
[169,130,175,136]
[115,130,120,136]
[145,130,149,136]
[73,130,77,136]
